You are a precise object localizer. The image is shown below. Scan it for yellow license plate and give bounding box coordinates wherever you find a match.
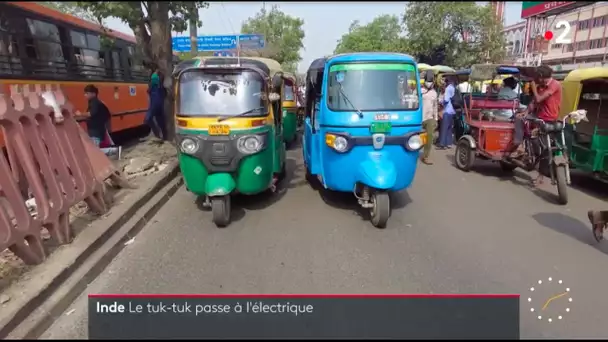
[208,124,230,135]
[420,133,428,145]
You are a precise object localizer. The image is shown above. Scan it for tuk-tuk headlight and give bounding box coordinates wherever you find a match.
[237,135,263,154]
[406,134,423,151]
[180,138,199,154]
[325,133,349,153]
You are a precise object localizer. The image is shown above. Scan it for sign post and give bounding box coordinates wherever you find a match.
[172,34,265,53]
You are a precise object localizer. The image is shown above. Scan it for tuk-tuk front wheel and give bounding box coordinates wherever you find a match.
[455,140,475,171]
[211,195,231,228]
[370,192,390,229]
[555,165,568,205]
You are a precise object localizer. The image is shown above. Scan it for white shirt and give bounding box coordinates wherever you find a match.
[421,88,438,121]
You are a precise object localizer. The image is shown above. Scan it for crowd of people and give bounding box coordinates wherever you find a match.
[419,65,562,169]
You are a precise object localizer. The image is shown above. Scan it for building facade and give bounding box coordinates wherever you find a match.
[503,21,527,63]
[541,2,608,69]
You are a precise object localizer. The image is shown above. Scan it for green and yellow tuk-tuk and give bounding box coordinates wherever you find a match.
[281,72,299,147]
[174,56,287,227]
[562,67,608,183]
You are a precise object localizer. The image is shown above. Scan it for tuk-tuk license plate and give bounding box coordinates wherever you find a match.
[370,122,392,134]
[208,124,230,135]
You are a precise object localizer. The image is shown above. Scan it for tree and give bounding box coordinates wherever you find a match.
[402,2,505,67]
[39,2,99,23]
[334,15,406,54]
[240,5,305,68]
[75,2,209,140]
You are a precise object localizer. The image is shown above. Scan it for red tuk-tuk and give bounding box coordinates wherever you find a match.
[453,64,573,205]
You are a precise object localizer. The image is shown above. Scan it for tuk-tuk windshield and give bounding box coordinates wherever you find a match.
[327,63,419,111]
[283,84,295,101]
[178,70,267,116]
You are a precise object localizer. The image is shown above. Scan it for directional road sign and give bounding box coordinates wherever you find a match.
[172,34,265,52]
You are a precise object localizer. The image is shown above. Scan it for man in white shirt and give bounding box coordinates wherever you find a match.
[421,72,438,165]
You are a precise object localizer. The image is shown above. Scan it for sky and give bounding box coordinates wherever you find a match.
[104,1,524,73]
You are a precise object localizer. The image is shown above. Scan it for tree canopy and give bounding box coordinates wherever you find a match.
[334,15,406,54]
[39,2,99,24]
[240,5,305,73]
[73,1,209,140]
[332,2,505,68]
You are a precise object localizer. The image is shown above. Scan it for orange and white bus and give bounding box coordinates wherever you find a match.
[0,2,151,144]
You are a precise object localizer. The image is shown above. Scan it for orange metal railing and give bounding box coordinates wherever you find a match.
[0,86,128,265]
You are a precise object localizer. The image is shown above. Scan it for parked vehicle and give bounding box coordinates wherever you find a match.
[282,72,299,147]
[174,57,287,227]
[303,53,426,228]
[561,67,608,184]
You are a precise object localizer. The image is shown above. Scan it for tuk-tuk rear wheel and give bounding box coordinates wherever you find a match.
[370,192,390,229]
[211,196,231,228]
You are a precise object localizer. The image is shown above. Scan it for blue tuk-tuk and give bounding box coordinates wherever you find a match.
[303,53,425,228]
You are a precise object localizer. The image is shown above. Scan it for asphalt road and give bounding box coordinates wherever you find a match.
[41,144,608,339]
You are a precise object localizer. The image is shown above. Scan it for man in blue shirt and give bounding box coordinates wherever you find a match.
[438,76,457,149]
[146,64,168,141]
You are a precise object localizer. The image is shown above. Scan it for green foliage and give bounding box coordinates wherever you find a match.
[240,5,305,67]
[39,2,99,23]
[334,15,406,54]
[332,3,505,68]
[402,2,505,67]
[75,2,208,34]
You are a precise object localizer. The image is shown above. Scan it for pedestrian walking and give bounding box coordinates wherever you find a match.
[421,71,438,165]
[437,76,461,149]
[83,84,110,147]
[146,64,168,141]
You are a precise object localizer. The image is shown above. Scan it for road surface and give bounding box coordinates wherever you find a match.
[42,145,608,339]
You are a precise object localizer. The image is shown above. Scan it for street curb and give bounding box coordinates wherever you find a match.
[0,160,181,339]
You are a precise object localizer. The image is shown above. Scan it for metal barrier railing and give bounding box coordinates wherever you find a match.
[0,87,129,265]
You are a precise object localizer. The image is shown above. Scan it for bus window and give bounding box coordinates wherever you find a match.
[71,30,104,78]
[127,45,146,81]
[0,15,22,75]
[25,18,67,76]
[112,50,123,80]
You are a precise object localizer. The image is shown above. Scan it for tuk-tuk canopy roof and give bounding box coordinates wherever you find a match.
[282,71,297,82]
[469,64,538,81]
[418,63,432,71]
[563,67,608,83]
[441,69,470,83]
[173,56,283,78]
[431,65,455,73]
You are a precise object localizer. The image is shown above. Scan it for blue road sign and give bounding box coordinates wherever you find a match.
[172,34,265,52]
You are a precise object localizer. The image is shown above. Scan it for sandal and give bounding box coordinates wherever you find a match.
[588,211,606,242]
[421,158,433,165]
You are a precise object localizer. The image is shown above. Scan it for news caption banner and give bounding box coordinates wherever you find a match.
[89,294,519,339]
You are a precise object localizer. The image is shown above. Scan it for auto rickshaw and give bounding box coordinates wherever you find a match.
[455,64,577,205]
[281,72,299,147]
[562,67,608,184]
[175,56,287,227]
[303,53,426,228]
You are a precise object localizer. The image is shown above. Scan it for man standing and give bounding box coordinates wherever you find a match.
[421,71,438,165]
[83,84,111,147]
[438,76,457,149]
[146,64,168,141]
